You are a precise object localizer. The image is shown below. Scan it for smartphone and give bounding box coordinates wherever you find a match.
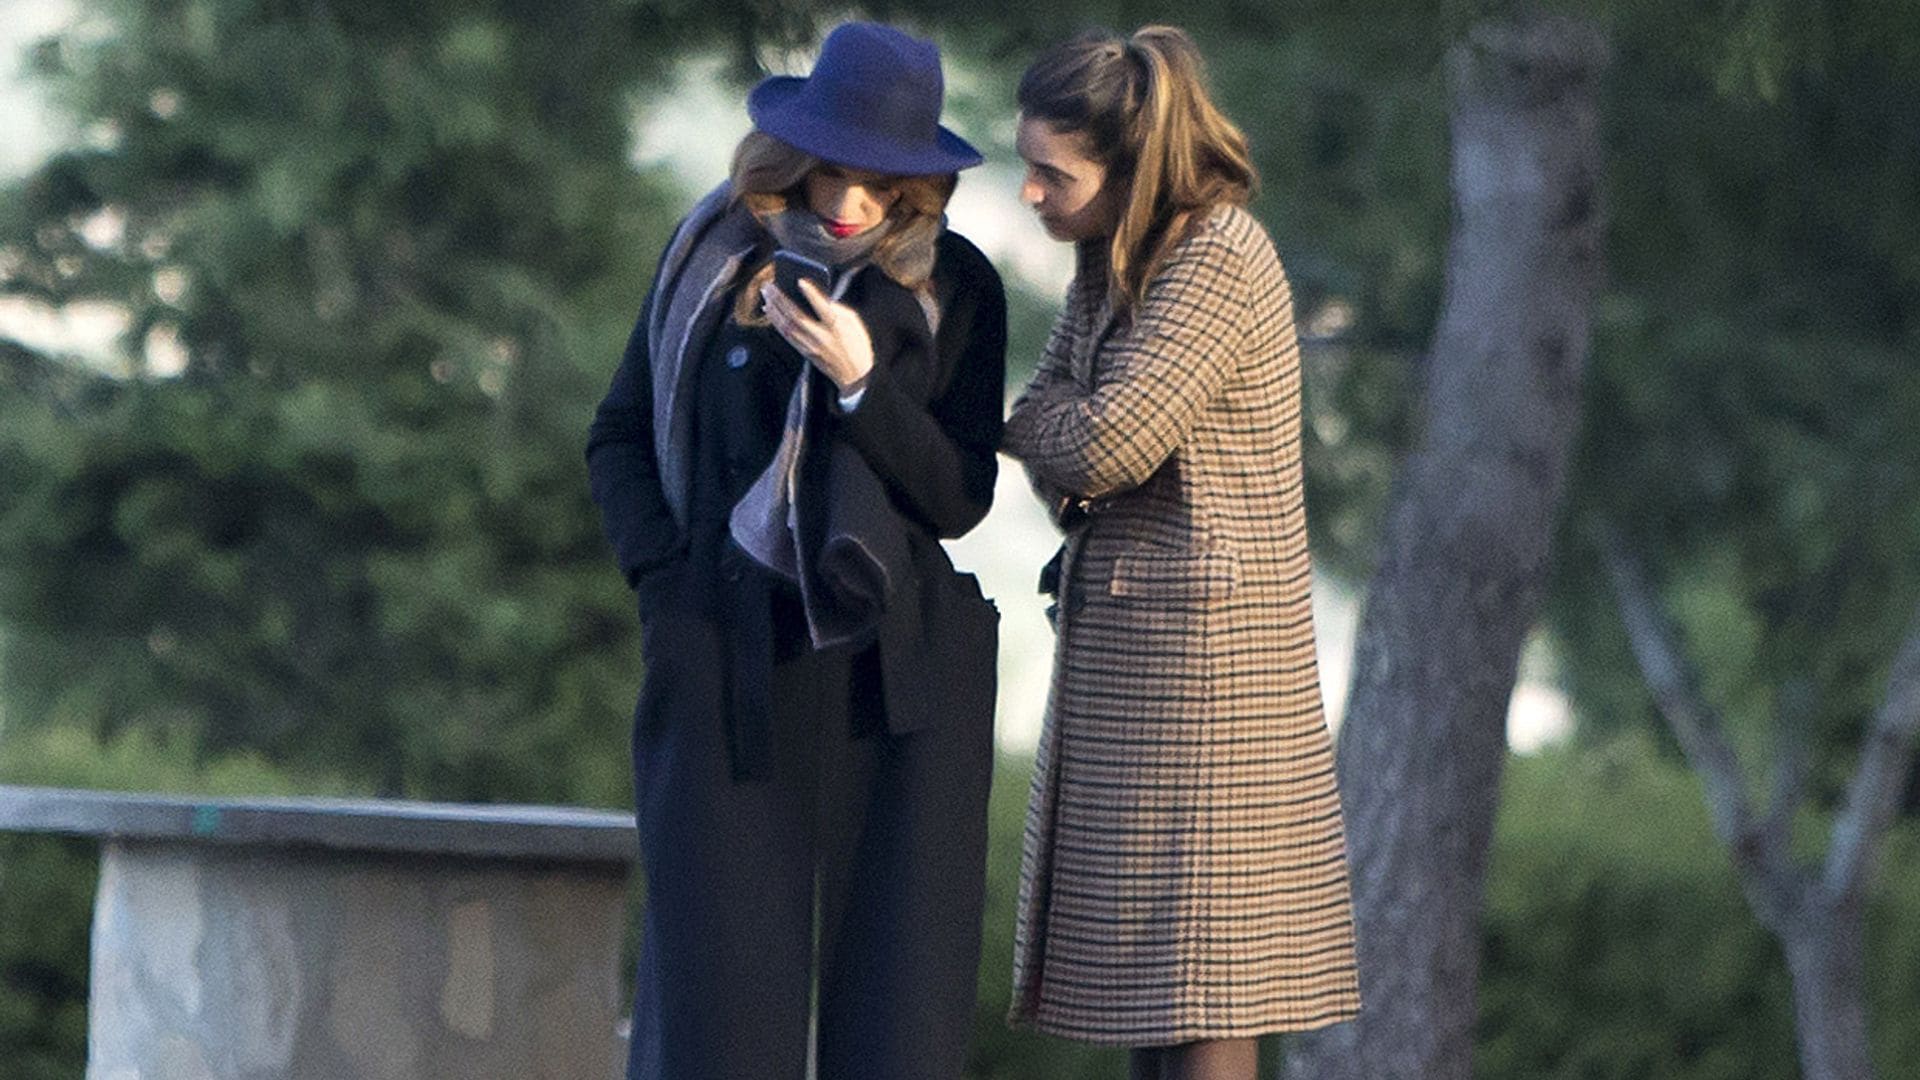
[772,249,833,313]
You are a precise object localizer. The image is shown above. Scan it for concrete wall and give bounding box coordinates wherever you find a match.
[88,839,628,1080]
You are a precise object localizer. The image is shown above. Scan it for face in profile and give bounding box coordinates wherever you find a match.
[1016,115,1120,242]
[804,163,904,238]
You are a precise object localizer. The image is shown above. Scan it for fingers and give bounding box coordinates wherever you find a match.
[761,283,808,333]
[796,277,832,318]
[760,284,829,358]
[759,282,788,326]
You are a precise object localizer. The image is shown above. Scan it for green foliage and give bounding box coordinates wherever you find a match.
[0,0,695,803]
[1478,737,1920,1080]
[0,717,366,796]
[1547,12,1920,800]
[0,834,92,1080]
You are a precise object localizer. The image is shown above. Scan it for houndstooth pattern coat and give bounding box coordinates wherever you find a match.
[1002,204,1362,1045]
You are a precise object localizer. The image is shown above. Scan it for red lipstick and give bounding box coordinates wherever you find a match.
[826,220,863,239]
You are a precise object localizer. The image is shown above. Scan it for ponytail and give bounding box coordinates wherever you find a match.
[1019,25,1256,320]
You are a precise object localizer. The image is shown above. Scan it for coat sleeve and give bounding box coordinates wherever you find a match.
[1001,227,1248,500]
[831,242,1007,539]
[585,282,685,589]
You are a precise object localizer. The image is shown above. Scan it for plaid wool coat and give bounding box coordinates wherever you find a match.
[1002,204,1363,1044]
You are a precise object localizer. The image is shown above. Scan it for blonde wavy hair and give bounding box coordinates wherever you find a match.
[728,131,958,325]
[1017,25,1258,321]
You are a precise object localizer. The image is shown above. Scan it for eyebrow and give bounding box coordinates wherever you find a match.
[1019,154,1073,182]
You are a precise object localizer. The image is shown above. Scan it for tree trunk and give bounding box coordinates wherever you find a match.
[1783,896,1875,1080]
[1283,17,1608,1080]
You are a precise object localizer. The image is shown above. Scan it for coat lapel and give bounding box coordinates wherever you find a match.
[1071,295,1117,387]
[646,181,760,529]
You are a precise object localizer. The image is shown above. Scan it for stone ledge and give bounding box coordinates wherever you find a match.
[0,785,637,867]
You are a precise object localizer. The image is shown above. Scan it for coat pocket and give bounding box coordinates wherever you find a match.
[1108,546,1240,608]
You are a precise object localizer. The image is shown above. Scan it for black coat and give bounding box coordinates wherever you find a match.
[587,221,1007,774]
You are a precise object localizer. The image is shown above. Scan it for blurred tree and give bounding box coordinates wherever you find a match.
[1281,15,1609,1080]
[0,0,704,803]
[1596,529,1920,1080]
[4,0,1911,821]
[1539,0,1920,763]
[1542,7,1920,1071]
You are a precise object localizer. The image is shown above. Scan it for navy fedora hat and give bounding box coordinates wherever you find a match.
[747,22,984,176]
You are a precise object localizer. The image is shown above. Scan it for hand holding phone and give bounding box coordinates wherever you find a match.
[759,250,874,393]
[772,249,833,314]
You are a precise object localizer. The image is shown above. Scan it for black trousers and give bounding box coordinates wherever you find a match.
[626,590,993,1080]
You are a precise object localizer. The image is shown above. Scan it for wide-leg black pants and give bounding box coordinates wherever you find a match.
[626,586,993,1080]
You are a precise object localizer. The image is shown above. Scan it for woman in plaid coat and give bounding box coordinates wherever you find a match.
[1003,26,1363,1079]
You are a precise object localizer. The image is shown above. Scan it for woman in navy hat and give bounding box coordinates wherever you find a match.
[586,21,1006,1080]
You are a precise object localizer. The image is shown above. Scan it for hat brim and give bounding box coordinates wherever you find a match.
[747,76,985,177]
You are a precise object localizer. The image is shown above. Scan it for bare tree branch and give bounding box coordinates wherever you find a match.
[1763,679,1815,850]
[1596,521,1917,1080]
[1589,517,1805,927]
[1823,603,1920,900]
[1591,523,1758,838]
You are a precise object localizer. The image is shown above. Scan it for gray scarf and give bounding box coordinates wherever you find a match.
[727,210,939,650]
[765,208,890,275]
